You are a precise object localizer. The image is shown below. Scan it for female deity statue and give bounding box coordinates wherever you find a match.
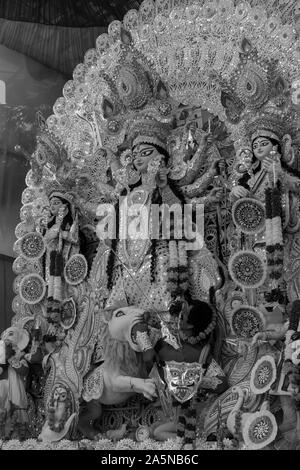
[101,114,223,316]
[229,105,300,304]
[42,190,79,323]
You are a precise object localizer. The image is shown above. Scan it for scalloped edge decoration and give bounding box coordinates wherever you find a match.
[242,409,278,450]
[19,231,45,261]
[45,0,300,155]
[19,273,46,305]
[64,254,88,286]
[228,250,267,289]
[60,298,77,330]
[250,355,277,395]
[230,304,266,339]
[232,197,265,235]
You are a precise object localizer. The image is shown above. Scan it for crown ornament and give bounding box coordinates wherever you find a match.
[98,27,174,152]
[126,112,172,151]
[245,101,287,143]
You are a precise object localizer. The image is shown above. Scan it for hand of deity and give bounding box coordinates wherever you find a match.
[208,186,223,203]
[261,156,274,171]
[251,331,266,347]
[230,185,249,198]
[56,207,66,224]
[44,225,60,242]
[262,153,281,176]
[211,158,225,174]
[142,378,157,400]
[200,132,214,149]
[156,167,169,188]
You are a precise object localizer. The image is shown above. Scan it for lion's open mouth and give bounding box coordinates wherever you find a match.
[130,319,147,345]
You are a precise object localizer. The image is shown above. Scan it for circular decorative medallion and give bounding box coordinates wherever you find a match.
[64,254,88,285]
[243,410,278,450]
[250,355,276,394]
[60,298,77,330]
[228,250,266,289]
[232,198,265,234]
[19,274,46,305]
[231,305,266,339]
[12,295,25,314]
[19,232,45,260]
[135,425,150,442]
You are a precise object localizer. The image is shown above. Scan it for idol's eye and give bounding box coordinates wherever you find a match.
[140,148,154,157]
[185,371,196,381]
[115,310,126,318]
[170,370,180,378]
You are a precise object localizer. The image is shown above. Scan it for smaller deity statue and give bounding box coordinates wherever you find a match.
[229,103,300,304]
[0,326,30,439]
[42,190,79,324]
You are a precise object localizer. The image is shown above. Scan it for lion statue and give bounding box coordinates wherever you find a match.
[78,306,157,440]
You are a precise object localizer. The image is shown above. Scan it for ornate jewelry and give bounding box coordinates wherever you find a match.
[231,305,266,339]
[232,198,265,235]
[250,355,277,395]
[242,410,278,450]
[60,298,77,330]
[64,254,88,285]
[179,309,217,344]
[19,273,46,305]
[19,232,45,260]
[228,250,267,289]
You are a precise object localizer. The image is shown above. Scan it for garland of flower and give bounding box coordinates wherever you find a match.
[265,182,284,300]
[179,307,217,344]
[166,215,189,299]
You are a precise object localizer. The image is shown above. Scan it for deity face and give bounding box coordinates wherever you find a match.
[132,143,162,173]
[163,361,204,403]
[2,328,17,345]
[252,137,276,161]
[53,386,68,402]
[1,327,29,352]
[49,197,67,216]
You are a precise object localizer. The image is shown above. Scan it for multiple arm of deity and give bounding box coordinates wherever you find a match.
[180,167,216,199]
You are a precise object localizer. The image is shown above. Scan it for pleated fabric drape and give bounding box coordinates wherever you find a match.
[0,0,142,27]
[0,19,105,76]
[0,254,14,331]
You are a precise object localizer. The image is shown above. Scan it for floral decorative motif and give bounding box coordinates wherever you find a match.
[232,198,265,234]
[19,273,46,305]
[243,411,277,450]
[60,298,77,330]
[235,64,270,110]
[231,305,265,339]
[228,250,267,289]
[64,254,88,286]
[250,355,276,394]
[19,232,45,260]
[249,416,272,441]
